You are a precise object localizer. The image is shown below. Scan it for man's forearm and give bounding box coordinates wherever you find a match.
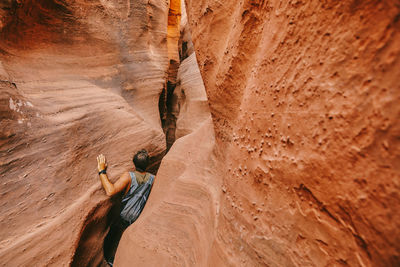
[99,173,115,196]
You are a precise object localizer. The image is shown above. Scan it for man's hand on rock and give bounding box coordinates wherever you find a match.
[97,154,107,172]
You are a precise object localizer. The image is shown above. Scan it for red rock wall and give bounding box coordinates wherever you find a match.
[185,0,400,266]
[114,2,218,266]
[0,0,168,265]
[1,0,399,266]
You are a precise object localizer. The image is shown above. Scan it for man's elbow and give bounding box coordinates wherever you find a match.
[106,189,116,197]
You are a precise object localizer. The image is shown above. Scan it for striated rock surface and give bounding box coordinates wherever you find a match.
[115,117,217,266]
[114,1,217,266]
[1,0,399,266]
[185,0,400,266]
[174,52,211,139]
[0,0,168,265]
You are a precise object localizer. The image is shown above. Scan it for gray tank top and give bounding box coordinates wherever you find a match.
[119,172,155,224]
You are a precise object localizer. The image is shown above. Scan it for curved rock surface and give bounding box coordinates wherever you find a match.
[185,0,400,266]
[0,0,168,265]
[115,117,217,266]
[1,0,399,266]
[174,53,210,138]
[114,1,217,266]
[116,0,400,265]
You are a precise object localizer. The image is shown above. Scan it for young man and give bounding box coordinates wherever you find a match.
[97,149,155,266]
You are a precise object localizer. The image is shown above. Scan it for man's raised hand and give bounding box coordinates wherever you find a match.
[97,154,107,172]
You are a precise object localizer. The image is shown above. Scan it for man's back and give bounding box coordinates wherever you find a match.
[120,171,155,224]
[98,150,155,266]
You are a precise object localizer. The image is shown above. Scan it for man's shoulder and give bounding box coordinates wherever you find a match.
[145,172,155,179]
[121,171,132,179]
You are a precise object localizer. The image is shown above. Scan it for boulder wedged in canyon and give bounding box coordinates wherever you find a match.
[184,0,400,266]
[0,0,169,265]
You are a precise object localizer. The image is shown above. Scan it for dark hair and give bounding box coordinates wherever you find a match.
[133,149,149,172]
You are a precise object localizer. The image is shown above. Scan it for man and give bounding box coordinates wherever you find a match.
[97,149,155,266]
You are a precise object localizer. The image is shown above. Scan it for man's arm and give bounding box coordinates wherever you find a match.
[97,154,131,197]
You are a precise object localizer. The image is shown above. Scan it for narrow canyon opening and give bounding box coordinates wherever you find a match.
[73,0,203,265]
[158,59,180,152]
[159,0,182,152]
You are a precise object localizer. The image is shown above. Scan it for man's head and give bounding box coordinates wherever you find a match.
[133,149,149,172]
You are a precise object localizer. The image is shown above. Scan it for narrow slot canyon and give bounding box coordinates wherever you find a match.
[158,65,179,152]
[0,0,399,266]
[73,0,210,264]
[160,0,182,151]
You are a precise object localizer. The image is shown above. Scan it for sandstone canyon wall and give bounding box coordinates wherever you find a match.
[184,0,400,266]
[0,0,169,265]
[0,0,399,266]
[114,1,219,266]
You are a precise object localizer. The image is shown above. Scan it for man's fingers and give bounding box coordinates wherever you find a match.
[97,154,107,166]
[97,154,105,164]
